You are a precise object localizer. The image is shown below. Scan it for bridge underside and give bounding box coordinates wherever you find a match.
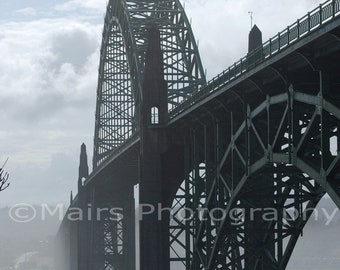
[167,22,340,270]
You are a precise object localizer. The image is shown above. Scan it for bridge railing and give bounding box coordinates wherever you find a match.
[169,0,340,119]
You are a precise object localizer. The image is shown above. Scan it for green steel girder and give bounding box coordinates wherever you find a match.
[93,0,206,168]
[170,82,340,269]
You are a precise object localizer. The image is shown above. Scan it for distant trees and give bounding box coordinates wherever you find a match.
[0,158,9,192]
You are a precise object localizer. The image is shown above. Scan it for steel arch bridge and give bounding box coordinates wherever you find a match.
[55,1,340,270]
[93,0,206,167]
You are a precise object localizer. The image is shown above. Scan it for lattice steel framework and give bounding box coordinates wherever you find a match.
[169,163,205,269]
[93,0,206,167]
[170,82,340,269]
[89,187,134,270]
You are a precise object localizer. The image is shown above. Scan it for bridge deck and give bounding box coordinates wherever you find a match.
[169,1,340,121]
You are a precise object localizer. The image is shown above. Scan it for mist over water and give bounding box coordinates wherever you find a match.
[0,197,338,269]
[0,205,61,269]
[286,198,340,270]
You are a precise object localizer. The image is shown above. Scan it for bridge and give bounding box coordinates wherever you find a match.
[55,0,340,269]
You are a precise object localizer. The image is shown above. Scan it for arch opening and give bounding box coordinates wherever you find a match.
[169,162,206,270]
[168,158,336,269]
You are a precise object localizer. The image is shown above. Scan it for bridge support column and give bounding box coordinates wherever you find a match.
[139,27,170,270]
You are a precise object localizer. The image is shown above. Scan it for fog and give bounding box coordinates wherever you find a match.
[0,205,61,269]
[0,197,338,269]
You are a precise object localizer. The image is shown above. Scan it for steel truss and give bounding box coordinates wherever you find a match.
[93,0,206,167]
[87,186,135,270]
[170,81,340,269]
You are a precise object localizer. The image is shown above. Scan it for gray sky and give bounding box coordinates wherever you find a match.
[0,0,324,206]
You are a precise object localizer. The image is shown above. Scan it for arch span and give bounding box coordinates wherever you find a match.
[169,86,340,269]
[93,0,206,167]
